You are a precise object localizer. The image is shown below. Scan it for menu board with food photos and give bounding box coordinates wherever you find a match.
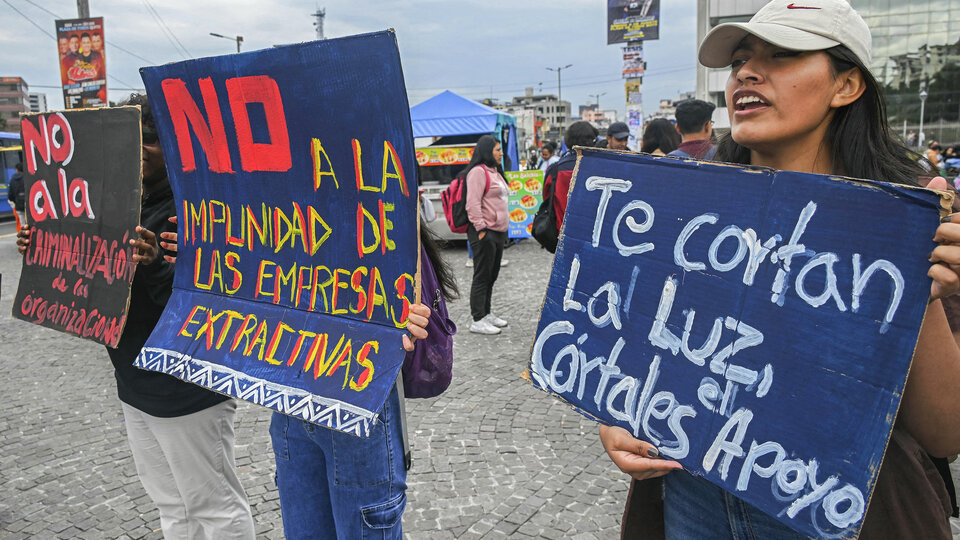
[506,170,544,239]
[415,146,474,167]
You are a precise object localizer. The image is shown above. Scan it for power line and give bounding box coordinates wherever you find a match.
[141,0,192,59]
[19,0,158,65]
[4,0,56,39]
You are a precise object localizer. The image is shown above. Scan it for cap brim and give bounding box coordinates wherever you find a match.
[698,22,841,68]
[611,133,630,140]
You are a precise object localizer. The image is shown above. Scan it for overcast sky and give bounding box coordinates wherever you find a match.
[1,0,698,119]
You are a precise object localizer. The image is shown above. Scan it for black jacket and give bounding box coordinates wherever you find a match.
[106,182,228,417]
[7,172,24,211]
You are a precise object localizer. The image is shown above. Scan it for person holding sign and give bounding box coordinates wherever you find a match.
[17,95,256,540]
[463,135,511,335]
[600,1,960,538]
[158,220,449,539]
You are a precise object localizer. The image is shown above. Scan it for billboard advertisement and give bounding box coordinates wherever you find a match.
[55,17,107,109]
[607,0,660,43]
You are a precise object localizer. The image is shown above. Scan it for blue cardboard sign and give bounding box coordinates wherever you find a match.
[527,149,947,537]
[136,31,419,437]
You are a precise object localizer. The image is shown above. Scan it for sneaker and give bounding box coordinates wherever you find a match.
[465,259,474,268]
[469,319,501,335]
[484,314,508,328]
[500,258,509,267]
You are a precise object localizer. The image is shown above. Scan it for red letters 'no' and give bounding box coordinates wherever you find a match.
[160,75,292,174]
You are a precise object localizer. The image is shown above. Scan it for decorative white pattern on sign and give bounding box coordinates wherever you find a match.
[136,347,375,436]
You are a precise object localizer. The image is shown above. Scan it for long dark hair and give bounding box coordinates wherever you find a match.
[420,221,458,300]
[457,134,505,179]
[714,45,922,186]
[641,118,681,154]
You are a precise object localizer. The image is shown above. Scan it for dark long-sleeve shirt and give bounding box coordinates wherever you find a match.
[106,182,228,417]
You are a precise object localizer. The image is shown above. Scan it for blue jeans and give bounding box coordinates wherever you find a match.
[664,471,808,540]
[269,385,407,540]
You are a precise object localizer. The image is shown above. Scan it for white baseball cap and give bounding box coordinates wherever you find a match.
[698,0,872,70]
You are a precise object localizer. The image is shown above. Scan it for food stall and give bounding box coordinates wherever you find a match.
[410,90,518,239]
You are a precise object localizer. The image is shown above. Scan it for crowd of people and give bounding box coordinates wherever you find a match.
[10,0,960,538]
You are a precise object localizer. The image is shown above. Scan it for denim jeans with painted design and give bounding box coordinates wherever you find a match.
[664,471,809,540]
[270,385,407,540]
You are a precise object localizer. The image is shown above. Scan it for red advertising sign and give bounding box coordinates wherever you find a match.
[55,17,107,109]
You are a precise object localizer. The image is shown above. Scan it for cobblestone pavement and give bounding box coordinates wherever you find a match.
[3,234,959,540]
[0,238,628,539]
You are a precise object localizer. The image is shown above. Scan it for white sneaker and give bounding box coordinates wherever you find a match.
[465,259,474,268]
[469,319,501,335]
[500,258,509,267]
[484,314,508,328]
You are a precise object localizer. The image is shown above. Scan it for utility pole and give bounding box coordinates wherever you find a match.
[77,0,89,17]
[312,7,326,40]
[546,64,572,140]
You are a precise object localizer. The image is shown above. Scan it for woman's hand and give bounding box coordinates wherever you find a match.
[159,216,179,264]
[479,231,486,240]
[928,177,960,299]
[599,425,683,481]
[16,226,31,255]
[402,303,431,352]
[130,226,158,265]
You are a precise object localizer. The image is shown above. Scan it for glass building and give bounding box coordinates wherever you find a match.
[697,0,960,147]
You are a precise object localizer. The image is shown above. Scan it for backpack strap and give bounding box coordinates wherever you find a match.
[395,374,411,470]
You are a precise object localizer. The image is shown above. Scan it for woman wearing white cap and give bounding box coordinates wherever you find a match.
[599,0,960,538]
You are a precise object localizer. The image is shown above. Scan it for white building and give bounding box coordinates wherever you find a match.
[27,92,47,113]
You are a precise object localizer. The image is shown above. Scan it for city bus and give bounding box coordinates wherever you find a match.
[0,131,23,218]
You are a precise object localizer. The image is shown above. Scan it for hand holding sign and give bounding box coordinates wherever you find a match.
[130,226,159,265]
[599,424,682,481]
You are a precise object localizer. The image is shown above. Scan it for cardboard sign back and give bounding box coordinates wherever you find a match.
[527,148,949,538]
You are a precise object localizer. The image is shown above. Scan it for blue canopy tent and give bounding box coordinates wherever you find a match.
[410,90,519,171]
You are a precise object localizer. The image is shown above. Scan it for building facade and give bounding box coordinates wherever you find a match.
[0,77,29,130]
[509,87,571,143]
[27,92,47,113]
[697,0,960,146]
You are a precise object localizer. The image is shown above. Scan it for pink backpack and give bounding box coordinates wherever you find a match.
[440,166,490,233]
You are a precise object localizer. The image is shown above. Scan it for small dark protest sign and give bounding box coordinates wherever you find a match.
[136,31,419,437]
[13,107,142,347]
[527,149,947,538]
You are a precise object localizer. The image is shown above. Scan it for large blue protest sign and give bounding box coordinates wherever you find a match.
[136,31,419,437]
[528,149,947,538]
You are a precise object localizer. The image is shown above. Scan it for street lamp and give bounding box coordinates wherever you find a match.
[919,86,928,150]
[210,32,243,53]
[547,64,572,140]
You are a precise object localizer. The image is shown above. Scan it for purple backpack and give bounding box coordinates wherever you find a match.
[402,246,457,398]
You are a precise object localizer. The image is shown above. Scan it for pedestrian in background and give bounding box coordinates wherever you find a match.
[538,141,559,171]
[640,118,681,155]
[544,120,599,234]
[668,99,717,160]
[7,162,25,227]
[463,134,510,335]
[603,0,960,538]
[604,121,631,151]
